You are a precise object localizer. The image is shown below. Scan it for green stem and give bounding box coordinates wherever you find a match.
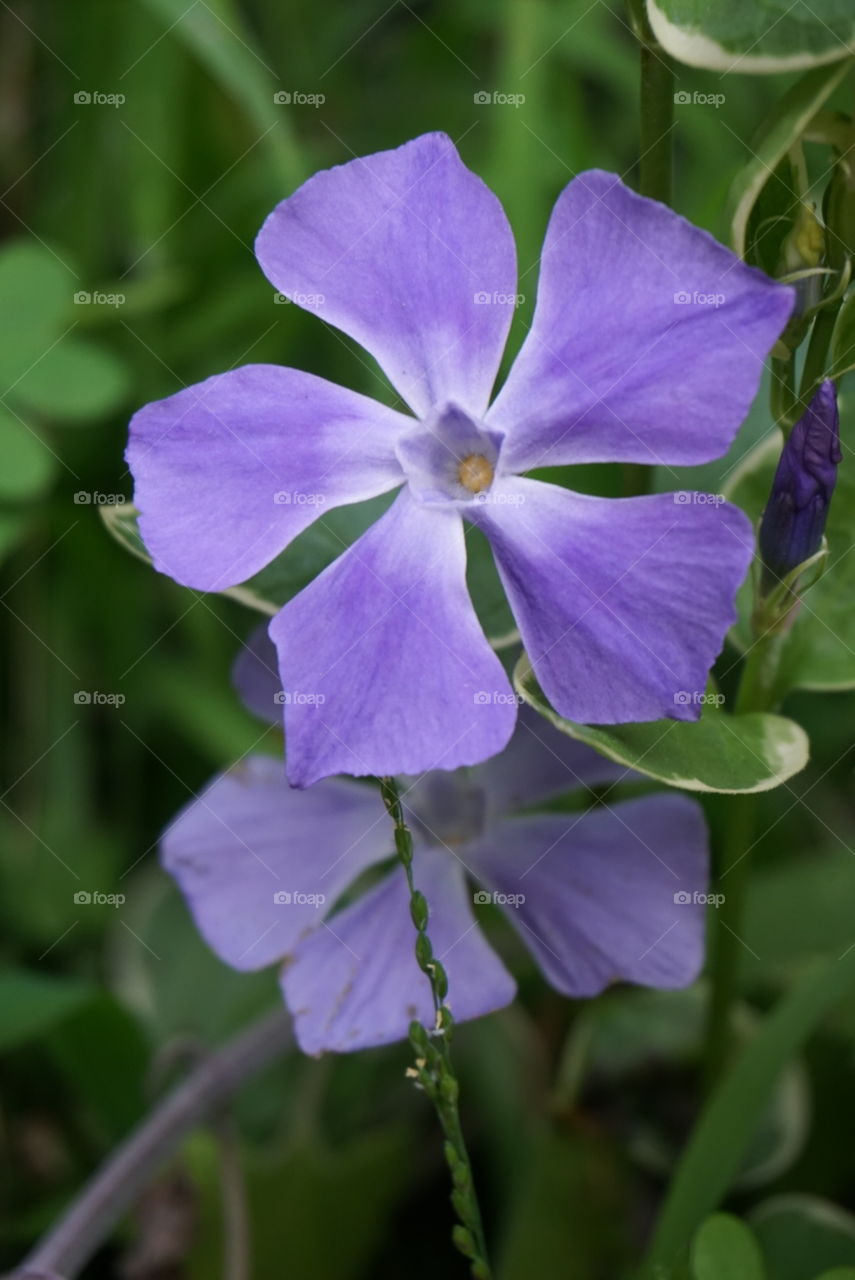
[703,628,787,1089]
[621,463,654,498]
[629,0,674,206]
[624,1,674,499]
[770,351,800,432]
[734,627,790,714]
[798,146,855,404]
[638,35,674,207]
[702,794,755,1089]
[379,777,491,1280]
[798,297,842,403]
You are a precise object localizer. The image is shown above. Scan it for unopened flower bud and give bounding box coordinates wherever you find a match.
[758,380,840,594]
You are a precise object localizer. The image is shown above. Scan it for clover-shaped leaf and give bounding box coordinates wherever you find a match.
[0,238,130,427]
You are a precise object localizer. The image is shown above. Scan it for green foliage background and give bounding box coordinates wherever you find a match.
[2,2,855,1276]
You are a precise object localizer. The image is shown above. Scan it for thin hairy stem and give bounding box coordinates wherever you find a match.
[380,776,491,1279]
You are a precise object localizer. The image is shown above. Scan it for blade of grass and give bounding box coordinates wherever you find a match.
[136,0,306,189]
[640,947,855,1279]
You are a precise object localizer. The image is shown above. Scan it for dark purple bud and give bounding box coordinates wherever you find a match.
[759,379,841,592]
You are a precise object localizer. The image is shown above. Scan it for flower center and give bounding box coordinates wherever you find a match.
[395,404,505,507]
[405,772,487,848]
[457,453,494,493]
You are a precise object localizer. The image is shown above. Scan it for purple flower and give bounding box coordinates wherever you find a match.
[161,634,709,1054]
[759,380,841,592]
[128,133,793,786]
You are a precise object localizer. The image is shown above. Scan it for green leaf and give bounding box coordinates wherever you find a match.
[0,509,30,561]
[749,1195,855,1280]
[101,500,518,644]
[723,62,850,259]
[0,238,131,425]
[648,0,855,73]
[724,415,855,691]
[13,337,131,422]
[640,946,855,1278]
[186,1129,414,1280]
[692,1213,766,1280]
[560,988,809,1193]
[742,846,855,982]
[0,239,74,387]
[514,657,809,794]
[498,1127,630,1280]
[46,994,148,1139]
[0,968,94,1053]
[101,500,277,615]
[829,287,855,379]
[116,878,281,1044]
[0,407,56,500]
[138,0,305,189]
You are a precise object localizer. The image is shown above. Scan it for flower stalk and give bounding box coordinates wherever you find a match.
[625,0,674,498]
[637,25,674,208]
[10,1010,293,1279]
[705,381,839,1086]
[379,776,491,1280]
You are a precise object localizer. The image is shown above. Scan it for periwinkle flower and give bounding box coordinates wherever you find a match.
[759,379,841,592]
[161,634,709,1054]
[128,133,793,786]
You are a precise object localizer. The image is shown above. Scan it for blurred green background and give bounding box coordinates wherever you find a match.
[3,2,855,1277]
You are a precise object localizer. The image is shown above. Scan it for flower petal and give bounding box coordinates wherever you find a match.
[488,170,793,471]
[127,365,409,590]
[469,478,753,724]
[476,703,630,819]
[232,624,281,726]
[255,133,517,418]
[282,852,515,1053]
[465,795,708,995]
[161,756,389,970]
[271,489,517,786]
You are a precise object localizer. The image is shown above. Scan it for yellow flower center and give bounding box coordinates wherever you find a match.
[457,453,494,493]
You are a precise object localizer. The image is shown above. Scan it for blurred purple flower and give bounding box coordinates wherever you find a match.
[759,379,841,591]
[162,635,709,1054]
[128,133,793,786]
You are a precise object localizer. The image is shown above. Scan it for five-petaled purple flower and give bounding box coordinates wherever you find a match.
[162,633,709,1053]
[128,133,793,786]
[759,379,840,592]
